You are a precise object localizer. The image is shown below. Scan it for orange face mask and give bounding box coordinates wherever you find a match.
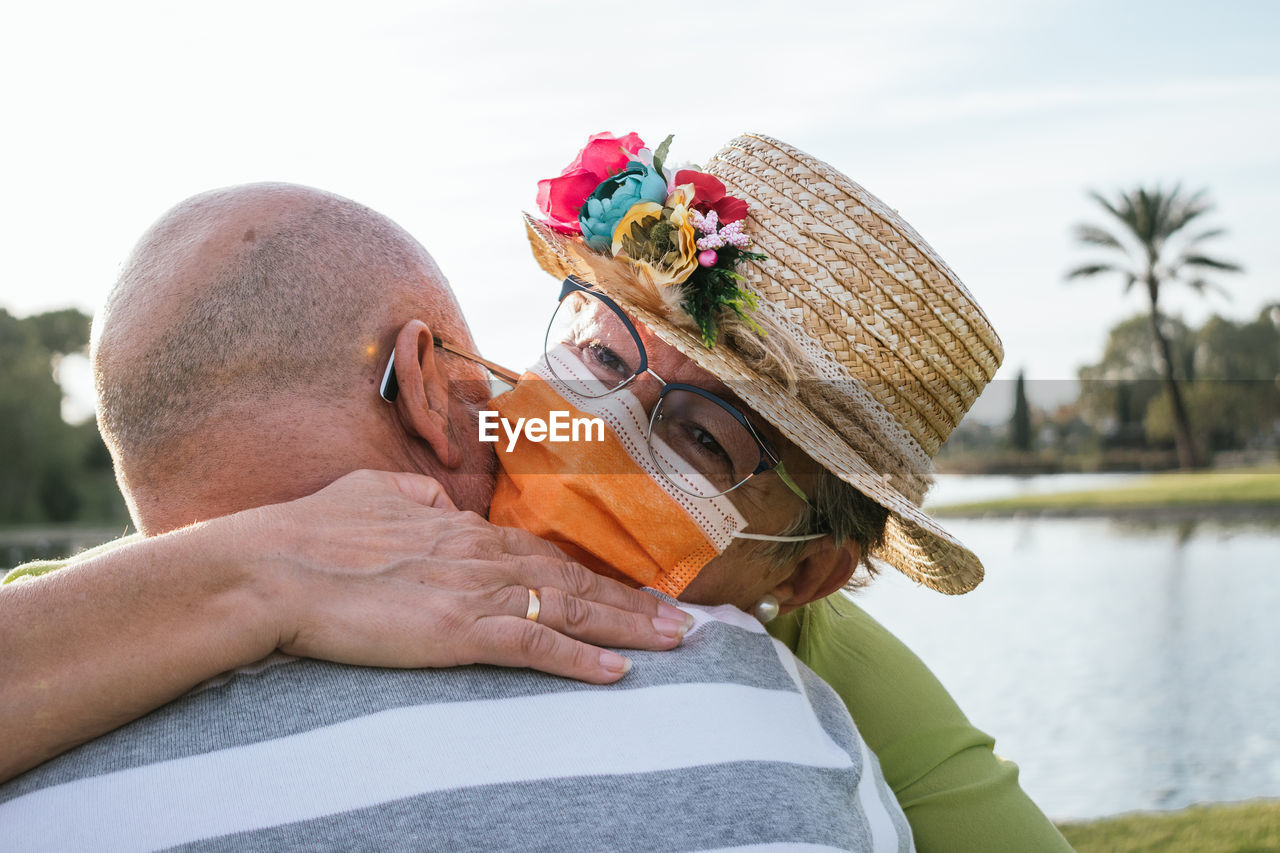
[487,350,750,597]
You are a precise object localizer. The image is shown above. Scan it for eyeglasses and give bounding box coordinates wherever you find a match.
[544,276,812,504]
[379,338,520,403]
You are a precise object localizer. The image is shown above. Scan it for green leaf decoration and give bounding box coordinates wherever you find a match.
[652,134,674,178]
[649,220,674,254]
[680,247,769,347]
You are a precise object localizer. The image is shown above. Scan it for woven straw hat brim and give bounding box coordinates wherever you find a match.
[705,134,1004,458]
[525,214,984,595]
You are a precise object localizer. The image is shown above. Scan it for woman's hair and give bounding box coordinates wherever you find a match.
[755,470,889,586]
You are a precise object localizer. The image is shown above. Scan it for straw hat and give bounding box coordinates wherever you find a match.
[526,132,1003,594]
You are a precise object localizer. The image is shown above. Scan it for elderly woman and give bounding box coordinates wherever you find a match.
[1,134,1070,850]
[506,131,990,610]
[496,131,1064,847]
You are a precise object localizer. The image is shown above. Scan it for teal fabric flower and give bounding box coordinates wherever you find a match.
[578,161,670,252]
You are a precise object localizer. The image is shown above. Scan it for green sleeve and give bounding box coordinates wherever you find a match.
[769,596,1072,853]
[2,534,141,585]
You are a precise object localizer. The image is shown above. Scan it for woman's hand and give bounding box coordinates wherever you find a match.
[258,469,691,681]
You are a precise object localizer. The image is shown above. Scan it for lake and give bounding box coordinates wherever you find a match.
[857,474,1280,820]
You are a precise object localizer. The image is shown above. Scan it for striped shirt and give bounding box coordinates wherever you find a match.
[1,601,912,852]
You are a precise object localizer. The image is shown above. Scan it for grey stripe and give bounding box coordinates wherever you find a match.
[163,763,870,853]
[870,746,914,853]
[796,664,863,763]
[818,675,913,850]
[2,619,793,803]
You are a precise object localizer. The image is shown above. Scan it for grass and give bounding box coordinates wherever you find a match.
[931,465,1280,518]
[1057,799,1280,852]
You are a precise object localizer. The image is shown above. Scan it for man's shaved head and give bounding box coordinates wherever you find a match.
[93,182,479,526]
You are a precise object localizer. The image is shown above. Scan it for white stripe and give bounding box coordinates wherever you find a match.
[3,682,854,852]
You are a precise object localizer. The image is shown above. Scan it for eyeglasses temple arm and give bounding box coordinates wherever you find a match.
[433,338,523,385]
[772,461,815,508]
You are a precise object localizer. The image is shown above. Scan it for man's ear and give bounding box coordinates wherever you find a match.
[773,538,862,614]
[390,320,461,468]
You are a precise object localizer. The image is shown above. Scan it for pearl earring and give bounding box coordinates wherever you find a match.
[751,593,780,624]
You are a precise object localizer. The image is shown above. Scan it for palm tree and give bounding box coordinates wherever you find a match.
[1067,185,1242,468]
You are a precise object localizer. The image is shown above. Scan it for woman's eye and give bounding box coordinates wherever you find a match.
[688,424,731,463]
[584,341,628,376]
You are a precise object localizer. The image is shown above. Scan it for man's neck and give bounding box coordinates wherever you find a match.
[126,402,387,534]
[127,406,495,535]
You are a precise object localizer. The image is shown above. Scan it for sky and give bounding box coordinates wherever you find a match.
[2,0,1277,421]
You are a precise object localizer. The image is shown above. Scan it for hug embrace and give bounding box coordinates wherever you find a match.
[0,131,1072,851]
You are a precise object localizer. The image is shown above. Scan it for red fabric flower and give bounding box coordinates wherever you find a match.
[674,169,748,223]
[536,132,647,233]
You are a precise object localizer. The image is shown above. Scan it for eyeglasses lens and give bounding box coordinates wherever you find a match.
[545,288,764,498]
[650,388,764,498]
[544,291,644,398]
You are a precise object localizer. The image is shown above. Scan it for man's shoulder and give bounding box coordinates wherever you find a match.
[1,601,909,852]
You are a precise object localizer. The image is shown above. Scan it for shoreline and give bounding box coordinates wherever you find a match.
[929,465,1280,522]
[931,502,1280,523]
[1056,797,1280,851]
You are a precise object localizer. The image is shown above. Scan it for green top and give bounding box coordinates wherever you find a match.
[769,595,1072,852]
[6,545,1070,851]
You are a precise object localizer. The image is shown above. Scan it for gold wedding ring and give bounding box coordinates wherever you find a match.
[525,588,542,623]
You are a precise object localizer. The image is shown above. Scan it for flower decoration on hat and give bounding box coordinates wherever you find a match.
[536,132,766,347]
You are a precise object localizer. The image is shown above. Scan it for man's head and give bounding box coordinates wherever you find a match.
[94,182,495,533]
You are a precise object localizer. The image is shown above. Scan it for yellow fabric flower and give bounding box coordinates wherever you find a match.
[664,184,699,275]
[610,187,700,288]
[610,202,664,256]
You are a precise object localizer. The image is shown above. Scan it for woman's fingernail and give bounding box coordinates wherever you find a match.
[657,602,694,628]
[600,651,632,675]
[652,616,689,640]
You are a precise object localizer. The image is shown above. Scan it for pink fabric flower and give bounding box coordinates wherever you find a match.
[536,170,605,234]
[569,131,646,176]
[536,132,647,233]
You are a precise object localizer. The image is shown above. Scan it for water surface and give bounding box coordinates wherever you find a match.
[857,514,1280,820]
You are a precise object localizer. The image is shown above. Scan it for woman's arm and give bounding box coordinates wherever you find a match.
[769,596,1072,853]
[1,519,279,781]
[0,469,688,782]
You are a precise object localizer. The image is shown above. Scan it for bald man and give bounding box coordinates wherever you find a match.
[1,183,689,781]
[0,184,906,852]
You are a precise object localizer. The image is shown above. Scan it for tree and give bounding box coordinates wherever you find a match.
[1147,305,1280,452]
[1067,185,1243,468]
[1079,309,1279,457]
[1009,369,1033,452]
[0,308,126,524]
[1078,314,1194,448]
